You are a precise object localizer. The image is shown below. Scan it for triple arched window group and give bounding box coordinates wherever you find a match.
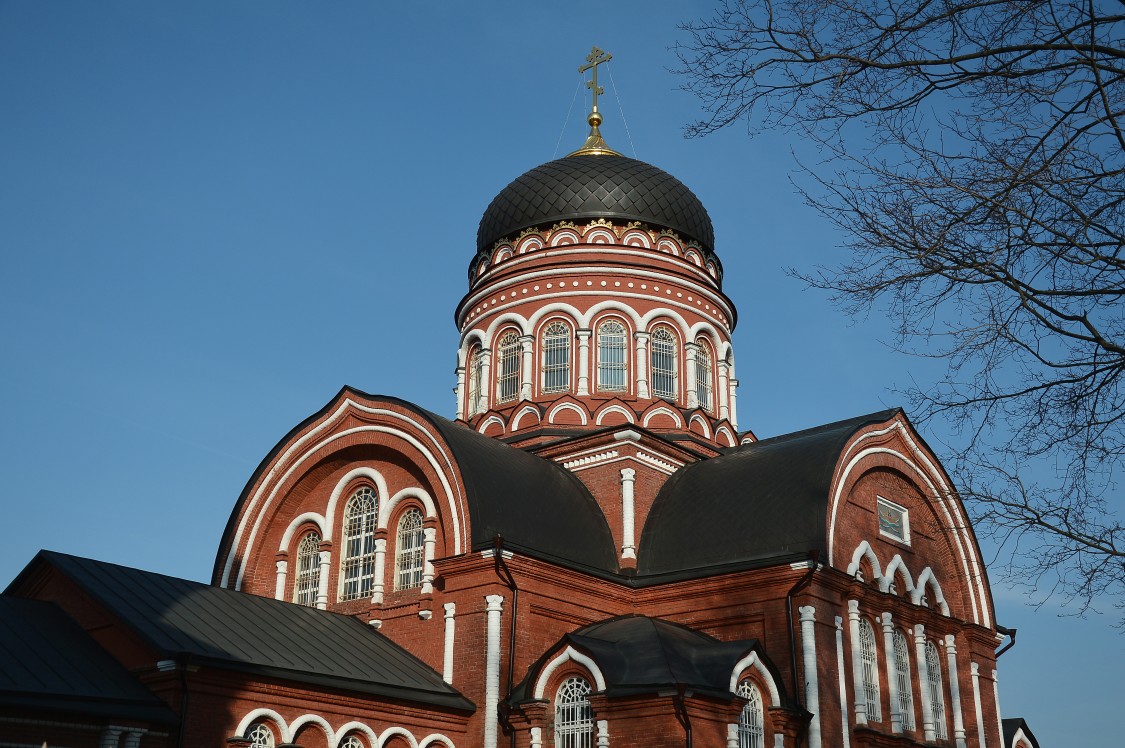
[856,616,948,739]
[290,486,427,607]
[466,319,721,415]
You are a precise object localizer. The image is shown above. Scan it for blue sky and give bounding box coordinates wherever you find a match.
[0,2,1116,742]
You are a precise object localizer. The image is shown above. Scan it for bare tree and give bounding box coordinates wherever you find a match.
[677,0,1125,620]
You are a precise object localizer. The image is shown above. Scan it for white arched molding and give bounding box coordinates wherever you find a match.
[912,567,951,615]
[622,229,652,248]
[335,722,379,747]
[288,714,334,745]
[656,237,682,255]
[236,708,291,744]
[846,540,884,583]
[642,406,685,429]
[456,329,488,367]
[826,419,990,627]
[477,415,506,434]
[517,234,544,254]
[419,734,457,748]
[686,321,727,346]
[879,555,916,596]
[379,726,420,748]
[547,401,589,425]
[221,402,469,590]
[379,487,440,595]
[549,228,581,246]
[727,651,781,707]
[525,302,582,336]
[481,312,531,346]
[688,413,712,438]
[715,425,736,447]
[585,228,616,244]
[511,404,541,431]
[324,467,391,544]
[532,645,607,699]
[639,308,692,337]
[595,404,636,425]
[278,512,327,554]
[579,300,644,330]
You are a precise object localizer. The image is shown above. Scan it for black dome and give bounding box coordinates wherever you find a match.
[477,154,715,255]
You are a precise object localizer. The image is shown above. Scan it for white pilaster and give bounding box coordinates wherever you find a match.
[685,342,700,409]
[835,616,851,748]
[442,602,456,684]
[635,331,650,399]
[316,550,331,610]
[847,600,868,725]
[972,662,987,748]
[799,605,822,748]
[484,594,505,748]
[945,634,967,748]
[519,335,534,400]
[421,526,437,594]
[455,365,466,420]
[596,719,609,748]
[530,726,543,748]
[993,669,1004,748]
[576,329,591,396]
[479,349,492,412]
[729,377,740,430]
[274,559,287,601]
[717,358,730,420]
[371,537,387,604]
[620,467,637,559]
[914,624,935,741]
[726,723,739,748]
[881,612,902,733]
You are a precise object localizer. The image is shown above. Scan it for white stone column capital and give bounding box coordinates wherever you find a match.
[486,593,505,611]
[620,467,636,481]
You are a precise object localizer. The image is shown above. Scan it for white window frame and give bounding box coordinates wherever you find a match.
[893,629,916,730]
[736,678,765,748]
[650,326,678,401]
[247,723,275,747]
[554,675,594,748]
[496,332,521,404]
[859,617,882,722]
[542,321,572,394]
[394,507,425,591]
[695,340,713,412]
[877,495,911,544]
[292,531,321,607]
[339,487,378,601]
[468,345,486,415]
[925,640,948,739]
[596,319,628,392]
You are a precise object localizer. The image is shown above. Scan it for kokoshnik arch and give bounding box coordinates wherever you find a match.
[2,49,1040,748]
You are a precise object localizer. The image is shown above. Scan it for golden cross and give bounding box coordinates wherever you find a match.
[578,46,612,113]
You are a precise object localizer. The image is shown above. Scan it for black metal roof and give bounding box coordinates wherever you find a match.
[510,615,786,704]
[477,155,715,255]
[12,552,474,712]
[0,596,179,723]
[636,410,900,576]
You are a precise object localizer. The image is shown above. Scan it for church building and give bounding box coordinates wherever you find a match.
[2,51,1037,748]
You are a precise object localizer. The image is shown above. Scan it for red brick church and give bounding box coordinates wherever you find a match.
[2,52,1039,748]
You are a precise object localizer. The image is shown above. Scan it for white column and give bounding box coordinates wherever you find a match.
[455,365,466,420]
[729,377,740,430]
[847,600,868,725]
[596,719,609,748]
[726,723,739,748]
[635,331,650,399]
[993,669,1004,748]
[274,559,288,600]
[530,727,543,748]
[620,468,637,560]
[971,662,987,748]
[442,602,456,684]
[685,342,700,409]
[99,728,123,748]
[835,616,851,748]
[316,550,331,610]
[484,594,505,748]
[421,527,437,594]
[945,634,967,748]
[717,358,731,420]
[519,335,534,400]
[914,624,936,741]
[122,732,144,748]
[479,349,492,411]
[799,605,822,748]
[371,537,387,604]
[577,329,591,395]
[881,612,902,733]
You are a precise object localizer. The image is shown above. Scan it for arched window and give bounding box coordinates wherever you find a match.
[925,641,947,739]
[893,630,916,730]
[736,679,765,748]
[468,344,486,415]
[497,332,521,404]
[650,327,677,401]
[293,531,321,607]
[394,508,425,591]
[695,340,713,412]
[339,736,365,748]
[339,487,378,601]
[246,722,275,747]
[542,321,571,393]
[554,675,594,748]
[597,319,628,392]
[859,618,882,722]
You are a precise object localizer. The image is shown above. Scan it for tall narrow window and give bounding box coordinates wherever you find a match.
[497,332,520,403]
[394,508,425,591]
[292,531,321,607]
[468,345,485,415]
[736,679,765,748]
[695,341,713,412]
[555,676,594,748]
[597,320,627,392]
[893,630,916,730]
[925,641,947,739]
[247,723,275,748]
[650,327,677,401]
[339,487,377,601]
[542,321,571,393]
[859,618,882,722]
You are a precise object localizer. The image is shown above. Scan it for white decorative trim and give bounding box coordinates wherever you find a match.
[335,722,379,747]
[620,468,636,560]
[642,406,685,429]
[532,645,608,699]
[911,567,951,615]
[800,605,822,748]
[613,429,642,442]
[288,714,334,745]
[635,451,681,474]
[379,487,438,528]
[547,401,589,425]
[971,662,987,748]
[324,467,391,543]
[835,616,851,748]
[879,555,915,595]
[511,404,541,431]
[368,619,382,629]
[595,404,636,425]
[945,635,968,748]
[477,415,506,434]
[419,735,458,748]
[561,450,619,470]
[484,595,505,748]
[235,709,290,743]
[715,425,736,447]
[278,512,327,553]
[443,602,456,684]
[993,669,1004,748]
[728,651,781,707]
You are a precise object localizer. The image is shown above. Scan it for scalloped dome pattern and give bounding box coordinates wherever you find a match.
[477,154,715,254]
